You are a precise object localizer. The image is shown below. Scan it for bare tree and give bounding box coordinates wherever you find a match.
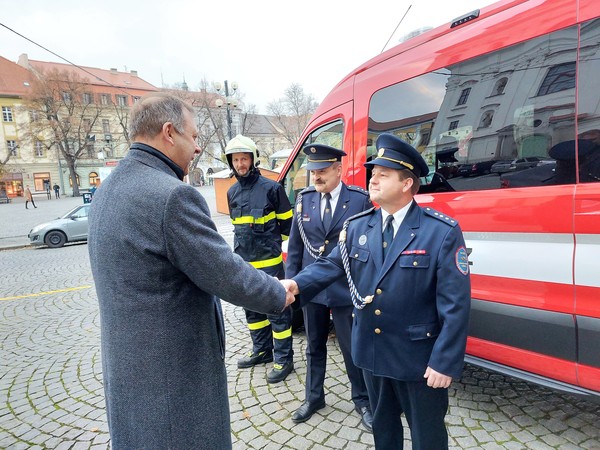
[167,80,260,170]
[112,102,131,148]
[267,83,318,146]
[0,152,10,181]
[21,68,107,196]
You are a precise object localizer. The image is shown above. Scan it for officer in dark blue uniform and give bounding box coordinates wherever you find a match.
[284,134,471,449]
[286,144,373,430]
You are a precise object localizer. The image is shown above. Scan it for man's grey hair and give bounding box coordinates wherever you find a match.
[129,92,195,140]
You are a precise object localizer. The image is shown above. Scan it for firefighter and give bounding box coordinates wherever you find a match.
[226,135,294,383]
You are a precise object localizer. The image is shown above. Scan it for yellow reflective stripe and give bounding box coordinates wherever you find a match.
[281,234,289,241]
[248,319,271,330]
[273,328,292,340]
[249,254,283,269]
[276,209,293,220]
[232,211,276,225]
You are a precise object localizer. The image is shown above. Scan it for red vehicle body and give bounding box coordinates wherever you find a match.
[279,0,600,398]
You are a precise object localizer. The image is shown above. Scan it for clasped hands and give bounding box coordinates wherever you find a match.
[280,279,299,308]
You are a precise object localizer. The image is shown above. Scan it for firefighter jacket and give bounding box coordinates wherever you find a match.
[227,168,293,274]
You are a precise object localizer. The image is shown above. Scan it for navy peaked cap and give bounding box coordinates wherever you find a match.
[303,144,347,170]
[365,133,429,177]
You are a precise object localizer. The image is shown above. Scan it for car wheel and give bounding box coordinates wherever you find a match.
[45,231,67,248]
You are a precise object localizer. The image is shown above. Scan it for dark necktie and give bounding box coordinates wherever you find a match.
[382,215,394,258]
[322,193,333,230]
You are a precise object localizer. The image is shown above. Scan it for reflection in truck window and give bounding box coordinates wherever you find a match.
[367,24,592,191]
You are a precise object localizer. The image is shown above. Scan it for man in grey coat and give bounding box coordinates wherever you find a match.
[88,92,294,450]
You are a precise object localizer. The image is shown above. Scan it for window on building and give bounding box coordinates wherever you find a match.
[83,92,94,104]
[68,174,81,188]
[2,106,13,122]
[7,140,18,157]
[449,121,459,131]
[34,141,44,157]
[34,173,51,191]
[537,62,576,96]
[62,92,72,103]
[419,130,431,147]
[100,94,111,105]
[116,95,128,107]
[492,78,508,96]
[456,87,471,106]
[133,96,141,103]
[102,119,110,134]
[86,141,95,158]
[89,172,100,186]
[479,110,494,128]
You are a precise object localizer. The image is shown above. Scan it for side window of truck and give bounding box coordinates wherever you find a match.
[577,18,600,183]
[282,120,344,204]
[367,23,600,191]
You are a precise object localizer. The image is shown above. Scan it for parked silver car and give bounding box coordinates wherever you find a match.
[491,157,543,174]
[28,204,91,248]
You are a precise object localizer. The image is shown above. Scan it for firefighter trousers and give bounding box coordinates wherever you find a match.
[244,264,293,365]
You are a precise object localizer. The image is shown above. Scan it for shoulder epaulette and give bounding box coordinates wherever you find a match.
[347,185,369,196]
[346,207,376,223]
[423,207,458,227]
[299,186,317,195]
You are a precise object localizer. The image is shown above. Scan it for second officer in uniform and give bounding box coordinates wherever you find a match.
[286,144,373,429]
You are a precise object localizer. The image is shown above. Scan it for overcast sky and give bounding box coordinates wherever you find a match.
[0,0,498,113]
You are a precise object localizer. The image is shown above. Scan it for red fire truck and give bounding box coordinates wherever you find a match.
[280,0,600,398]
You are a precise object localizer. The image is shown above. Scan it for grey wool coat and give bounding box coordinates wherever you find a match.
[88,144,287,450]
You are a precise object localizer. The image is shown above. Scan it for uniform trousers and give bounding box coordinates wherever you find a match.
[244,264,293,364]
[363,370,449,450]
[303,302,369,408]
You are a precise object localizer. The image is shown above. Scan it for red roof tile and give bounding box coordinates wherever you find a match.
[27,59,158,93]
[0,56,33,97]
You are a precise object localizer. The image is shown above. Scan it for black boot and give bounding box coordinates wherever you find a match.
[237,351,273,369]
[267,362,294,383]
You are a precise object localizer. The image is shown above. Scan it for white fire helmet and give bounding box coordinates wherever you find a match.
[225,134,259,169]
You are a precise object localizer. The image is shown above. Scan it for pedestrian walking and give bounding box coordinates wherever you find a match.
[24,185,36,209]
[53,183,60,199]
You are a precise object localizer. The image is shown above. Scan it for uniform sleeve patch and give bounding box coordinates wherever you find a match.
[455,246,469,275]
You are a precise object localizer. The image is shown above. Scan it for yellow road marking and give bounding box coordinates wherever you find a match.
[0,285,92,301]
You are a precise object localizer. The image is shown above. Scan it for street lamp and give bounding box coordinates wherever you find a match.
[214,80,238,140]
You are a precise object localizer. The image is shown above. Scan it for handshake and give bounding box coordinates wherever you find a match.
[279,279,299,308]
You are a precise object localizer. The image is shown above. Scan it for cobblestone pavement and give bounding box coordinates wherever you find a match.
[1,187,600,449]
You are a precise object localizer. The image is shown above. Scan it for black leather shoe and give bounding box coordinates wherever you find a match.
[356,405,373,432]
[266,362,294,383]
[237,351,273,369]
[292,400,326,423]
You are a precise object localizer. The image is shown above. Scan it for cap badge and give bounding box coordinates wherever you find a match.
[310,147,316,153]
[378,148,385,157]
